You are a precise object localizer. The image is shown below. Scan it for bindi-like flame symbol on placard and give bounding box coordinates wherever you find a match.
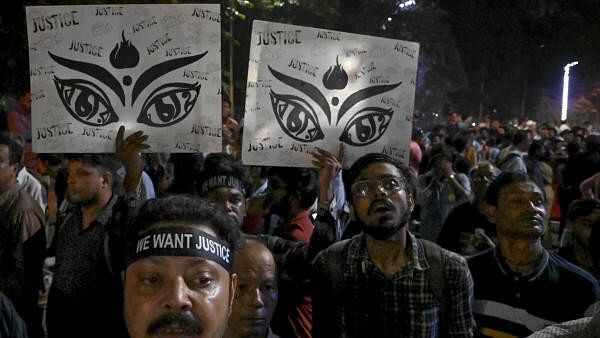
[267,55,401,146]
[322,55,348,90]
[110,30,140,69]
[50,31,207,127]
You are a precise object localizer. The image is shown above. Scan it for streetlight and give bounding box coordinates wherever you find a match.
[561,61,579,121]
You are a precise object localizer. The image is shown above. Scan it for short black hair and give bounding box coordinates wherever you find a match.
[343,153,416,204]
[196,153,251,197]
[268,167,318,209]
[429,146,453,166]
[130,195,243,252]
[567,199,600,222]
[512,130,530,146]
[0,132,23,165]
[486,171,543,206]
[65,154,120,174]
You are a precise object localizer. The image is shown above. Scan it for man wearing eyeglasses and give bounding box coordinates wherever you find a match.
[311,153,475,338]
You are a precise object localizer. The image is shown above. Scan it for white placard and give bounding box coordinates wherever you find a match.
[26,4,222,153]
[242,20,419,168]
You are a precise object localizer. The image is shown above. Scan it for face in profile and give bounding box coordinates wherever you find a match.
[225,240,278,338]
[124,225,236,338]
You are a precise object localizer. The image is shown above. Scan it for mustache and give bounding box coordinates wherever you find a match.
[147,311,203,335]
[367,199,394,214]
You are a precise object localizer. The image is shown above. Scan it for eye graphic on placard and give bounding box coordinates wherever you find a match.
[267,56,402,146]
[53,77,118,126]
[339,107,393,146]
[269,90,324,142]
[138,82,201,127]
[49,31,208,127]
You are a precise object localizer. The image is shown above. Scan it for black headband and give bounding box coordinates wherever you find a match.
[199,175,246,196]
[126,226,232,273]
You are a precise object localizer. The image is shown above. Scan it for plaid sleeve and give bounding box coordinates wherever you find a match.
[525,317,591,338]
[446,252,475,337]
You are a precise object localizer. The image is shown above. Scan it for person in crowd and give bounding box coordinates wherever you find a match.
[417,148,472,241]
[266,166,319,242]
[0,133,45,338]
[262,166,319,337]
[560,135,600,235]
[167,153,204,195]
[46,126,148,338]
[0,291,28,338]
[409,127,424,177]
[123,195,242,338]
[196,151,339,338]
[224,238,279,338]
[496,129,531,173]
[312,153,475,337]
[468,172,600,337]
[558,199,600,280]
[438,162,499,256]
[11,135,46,211]
[580,171,600,199]
[451,131,473,175]
[7,92,36,170]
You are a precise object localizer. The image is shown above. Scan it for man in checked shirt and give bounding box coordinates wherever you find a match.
[312,153,475,337]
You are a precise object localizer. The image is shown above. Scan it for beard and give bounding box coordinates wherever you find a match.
[66,190,95,206]
[361,200,411,240]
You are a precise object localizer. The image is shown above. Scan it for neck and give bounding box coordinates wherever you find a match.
[365,228,409,278]
[80,191,112,229]
[0,180,16,195]
[223,328,266,338]
[498,236,545,275]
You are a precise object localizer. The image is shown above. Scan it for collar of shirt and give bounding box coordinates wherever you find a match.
[67,193,119,231]
[493,245,549,281]
[354,231,428,280]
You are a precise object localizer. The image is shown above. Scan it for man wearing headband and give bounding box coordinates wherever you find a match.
[124,195,242,338]
[196,152,340,338]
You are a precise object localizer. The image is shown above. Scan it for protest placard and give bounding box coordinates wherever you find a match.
[242,20,419,167]
[26,4,221,152]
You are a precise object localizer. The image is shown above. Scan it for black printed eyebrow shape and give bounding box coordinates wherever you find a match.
[49,51,208,105]
[268,65,402,126]
[132,51,207,104]
[268,66,332,125]
[336,82,402,124]
[49,52,126,105]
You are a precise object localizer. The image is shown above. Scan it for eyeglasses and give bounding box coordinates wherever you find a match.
[351,177,405,198]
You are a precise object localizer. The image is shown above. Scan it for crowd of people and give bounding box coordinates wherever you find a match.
[1,92,600,338]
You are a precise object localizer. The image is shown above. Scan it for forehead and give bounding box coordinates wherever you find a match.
[235,244,275,273]
[576,209,600,220]
[357,162,401,180]
[0,144,9,159]
[68,160,100,172]
[499,181,543,198]
[208,186,244,199]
